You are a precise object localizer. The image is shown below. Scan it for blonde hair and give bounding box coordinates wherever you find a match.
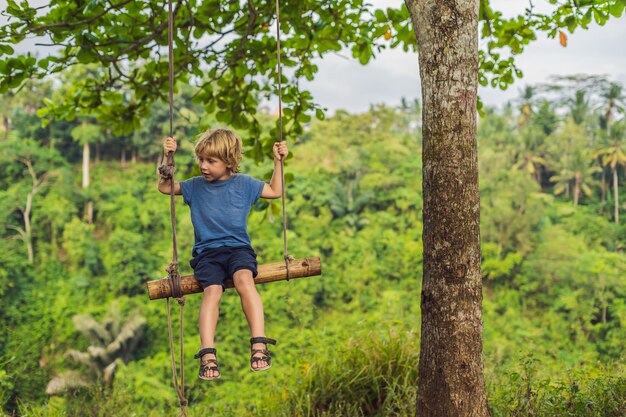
[194,128,243,173]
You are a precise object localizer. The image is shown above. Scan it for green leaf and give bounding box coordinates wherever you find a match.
[0,44,15,55]
[76,48,97,64]
[82,31,99,44]
[581,9,592,27]
[84,0,105,14]
[565,15,577,32]
[38,58,49,70]
[8,72,24,88]
[297,112,311,123]
[609,2,624,17]
[215,111,229,122]
[593,9,608,26]
[374,9,387,22]
[36,107,49,118]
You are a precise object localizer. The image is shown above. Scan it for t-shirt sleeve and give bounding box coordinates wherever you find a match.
[242,175,265,206]
[179,177,196,206]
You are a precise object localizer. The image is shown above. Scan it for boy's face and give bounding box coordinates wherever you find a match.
[197,154,231,182]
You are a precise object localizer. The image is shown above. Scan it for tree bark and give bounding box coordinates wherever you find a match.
[23,191,34,263]
[574,174,581,206]
[22,158,45,263]
[601,166,606,203]
[405,1,489,416]
[82,140,93,224]
[2,115,9,140]
[613,167,619,224]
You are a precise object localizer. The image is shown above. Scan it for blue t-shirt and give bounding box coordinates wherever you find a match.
[180,174,265,256]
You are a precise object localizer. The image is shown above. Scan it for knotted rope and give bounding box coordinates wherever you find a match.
[158,0,187,415]
[156,2,290,413]
[274,0,294,280]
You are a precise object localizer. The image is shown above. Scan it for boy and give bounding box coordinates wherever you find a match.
[158,128,288,380]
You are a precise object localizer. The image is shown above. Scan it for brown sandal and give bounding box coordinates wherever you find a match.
[250,337,276,372]
[194,347,220,380]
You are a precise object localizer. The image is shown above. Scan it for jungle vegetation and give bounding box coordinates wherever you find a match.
[1,75,625,416]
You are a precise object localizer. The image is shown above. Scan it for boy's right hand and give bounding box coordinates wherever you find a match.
[164,136,177,154]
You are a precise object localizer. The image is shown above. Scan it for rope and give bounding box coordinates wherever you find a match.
[158,0,187,414]
[156,3,289,413]
[275,0,294,280]
[167,298,188,416]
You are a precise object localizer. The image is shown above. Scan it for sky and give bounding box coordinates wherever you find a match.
[1,0,625,113]
[305,0,626,112]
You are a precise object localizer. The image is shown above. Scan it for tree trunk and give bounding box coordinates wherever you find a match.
[82,140,93,224]
[601,166,606,203]
[24,191,34,263]
[533,167,540,186]
[2,115,9,140]
[574,174,581,206]
[406,1,489,416]
[614,167,619,224]
[599,273,607,324]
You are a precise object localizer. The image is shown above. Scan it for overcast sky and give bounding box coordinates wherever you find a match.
[2,0,625,113]
[306,0,626,112]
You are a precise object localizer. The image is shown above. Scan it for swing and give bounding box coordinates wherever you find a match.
[147,257,322,300]
[146,1,321,415]
[145,1,323,299]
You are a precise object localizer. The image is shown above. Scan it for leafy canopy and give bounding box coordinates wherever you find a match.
[1,0,623,140]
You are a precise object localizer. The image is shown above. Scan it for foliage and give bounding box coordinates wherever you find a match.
[45,306,146,396]
[1,81,625,416]
[488,357,626,417]
[263,331,420,417]
[1,0,625,413]
[1,0,623,143]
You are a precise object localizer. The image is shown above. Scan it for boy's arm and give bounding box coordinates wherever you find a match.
[157,136,182,195]
[261,141,288,199]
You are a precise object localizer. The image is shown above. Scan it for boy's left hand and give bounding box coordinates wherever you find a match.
[273,141,288,160]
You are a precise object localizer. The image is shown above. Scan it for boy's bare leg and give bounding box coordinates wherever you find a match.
[198,285,223,378]
[233,269,269,370]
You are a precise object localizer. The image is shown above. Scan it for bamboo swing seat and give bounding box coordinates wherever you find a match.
[146,256,321,300]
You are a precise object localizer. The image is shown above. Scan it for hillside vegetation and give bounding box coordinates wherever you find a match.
[1,78,625,416]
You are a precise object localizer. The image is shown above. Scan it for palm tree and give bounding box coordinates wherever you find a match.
[325,173,373,232]
[594,120,626,223]
[599,82,625,129]
[550,148,600,206]
[568,89,592,126]
[46,307,146,395]
[517,85,536,128]
[70,119,100,224]
[513,125,547,185]
[532,99,559,135]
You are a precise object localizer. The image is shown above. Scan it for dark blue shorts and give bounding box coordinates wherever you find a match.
[189,245,258,290]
